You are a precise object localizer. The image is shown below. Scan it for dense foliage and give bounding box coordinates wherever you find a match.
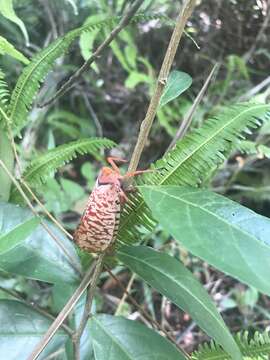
[0,1,270,359]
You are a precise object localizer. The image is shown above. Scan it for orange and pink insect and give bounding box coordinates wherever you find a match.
[74,157,147,253]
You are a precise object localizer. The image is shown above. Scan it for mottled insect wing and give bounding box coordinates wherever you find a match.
[74,180,121,253]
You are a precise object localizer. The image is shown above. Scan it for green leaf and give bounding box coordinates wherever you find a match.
[238,140,270,158]
[0,68,10,108]
[8,13,164,133]
[191,331,270,360]
[117,245,242,360]
[117,103,270,245]
[0,132,14,202]
[21,137,116,186]
[140,185,270,296]
[0,299,68,360]
[125,72,150,89]
[0,216,39,254]
[79,14,106,71]
[159,70,192,108]
[0,202,81,284]
[89,314,186,359]
[0,35,29,64]
[0,0,29,46]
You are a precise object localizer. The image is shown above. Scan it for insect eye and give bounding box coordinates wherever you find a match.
[98,179,110,185]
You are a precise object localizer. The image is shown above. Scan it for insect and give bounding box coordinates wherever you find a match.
[74,157,148,253]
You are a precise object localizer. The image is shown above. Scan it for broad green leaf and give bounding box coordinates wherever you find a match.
[89,314,186,359]
[159,71,192,108]
[0,0,29,45]
[0,35,29,64]
[0,202,81,283]
[0,216,39,254]
[0,132,14,201]
[140,185,270,296]
[0,299,68,360]
[118,103,270,245]
[117,245,242,360]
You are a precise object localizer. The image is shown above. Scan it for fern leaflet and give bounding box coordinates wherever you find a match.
[191,331,270,359]
[0,68,10,127]
[21,138,115,186]
[8,13,167,133]
[238,140,270,158]
[117,103,270,245]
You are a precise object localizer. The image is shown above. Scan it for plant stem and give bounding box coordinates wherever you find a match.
[27,261,96,360]
[0,160,82,276]
[73,253,105,360]
[106,266,190,359]
[39,0,144,107]
[0,286,74,336]
[115,272,136,315]
[167,63,219,151]
[20,178,73,240]
[128,0,197,173]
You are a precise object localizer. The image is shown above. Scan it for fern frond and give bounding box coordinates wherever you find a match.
[117,103,270,245]
[0,69,10,108]
[0,68,10,127]
[0,35,29,64]
[191,331,270,359]
[21,137,115,185]
[8,13,167,133]
[8,28,81,133]
[238,140,270,158]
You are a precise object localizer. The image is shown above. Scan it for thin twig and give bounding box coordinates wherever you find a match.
[39,0,58,40]
[167,63,219,151]
[128,0,196,173]
[0,160,82,276]
[115,272,136,315]
[42,348,65,360]
[243,0,270,63]
[73,253,105,360]
[238,75,270,102]
[20,179,73,240]
[27,261,96,360]
[81,92,103,137]
[106,267,190,359]
[3,116,76,257]
[0,286,74,336]
[39,0,144,108]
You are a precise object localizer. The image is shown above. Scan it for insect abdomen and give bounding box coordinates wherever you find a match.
[74,183,121,253]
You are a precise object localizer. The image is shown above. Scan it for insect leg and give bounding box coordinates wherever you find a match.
[107,157,127,173]
[124,169,154,178]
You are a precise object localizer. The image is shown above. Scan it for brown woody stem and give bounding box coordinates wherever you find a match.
[128,0,197,173]
[27,261,96,360]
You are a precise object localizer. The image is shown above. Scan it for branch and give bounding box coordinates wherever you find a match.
[73,253,105,360]
[0,286,73,336]
[2,115,76,262]
[115,272,136,315]
[128,0,197,173]
[39,0,144,107]
[243,0,270,63]
[167,63,219,151]
[105,266,190,359]
[0,160,82,276]
[27,261,96,360]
